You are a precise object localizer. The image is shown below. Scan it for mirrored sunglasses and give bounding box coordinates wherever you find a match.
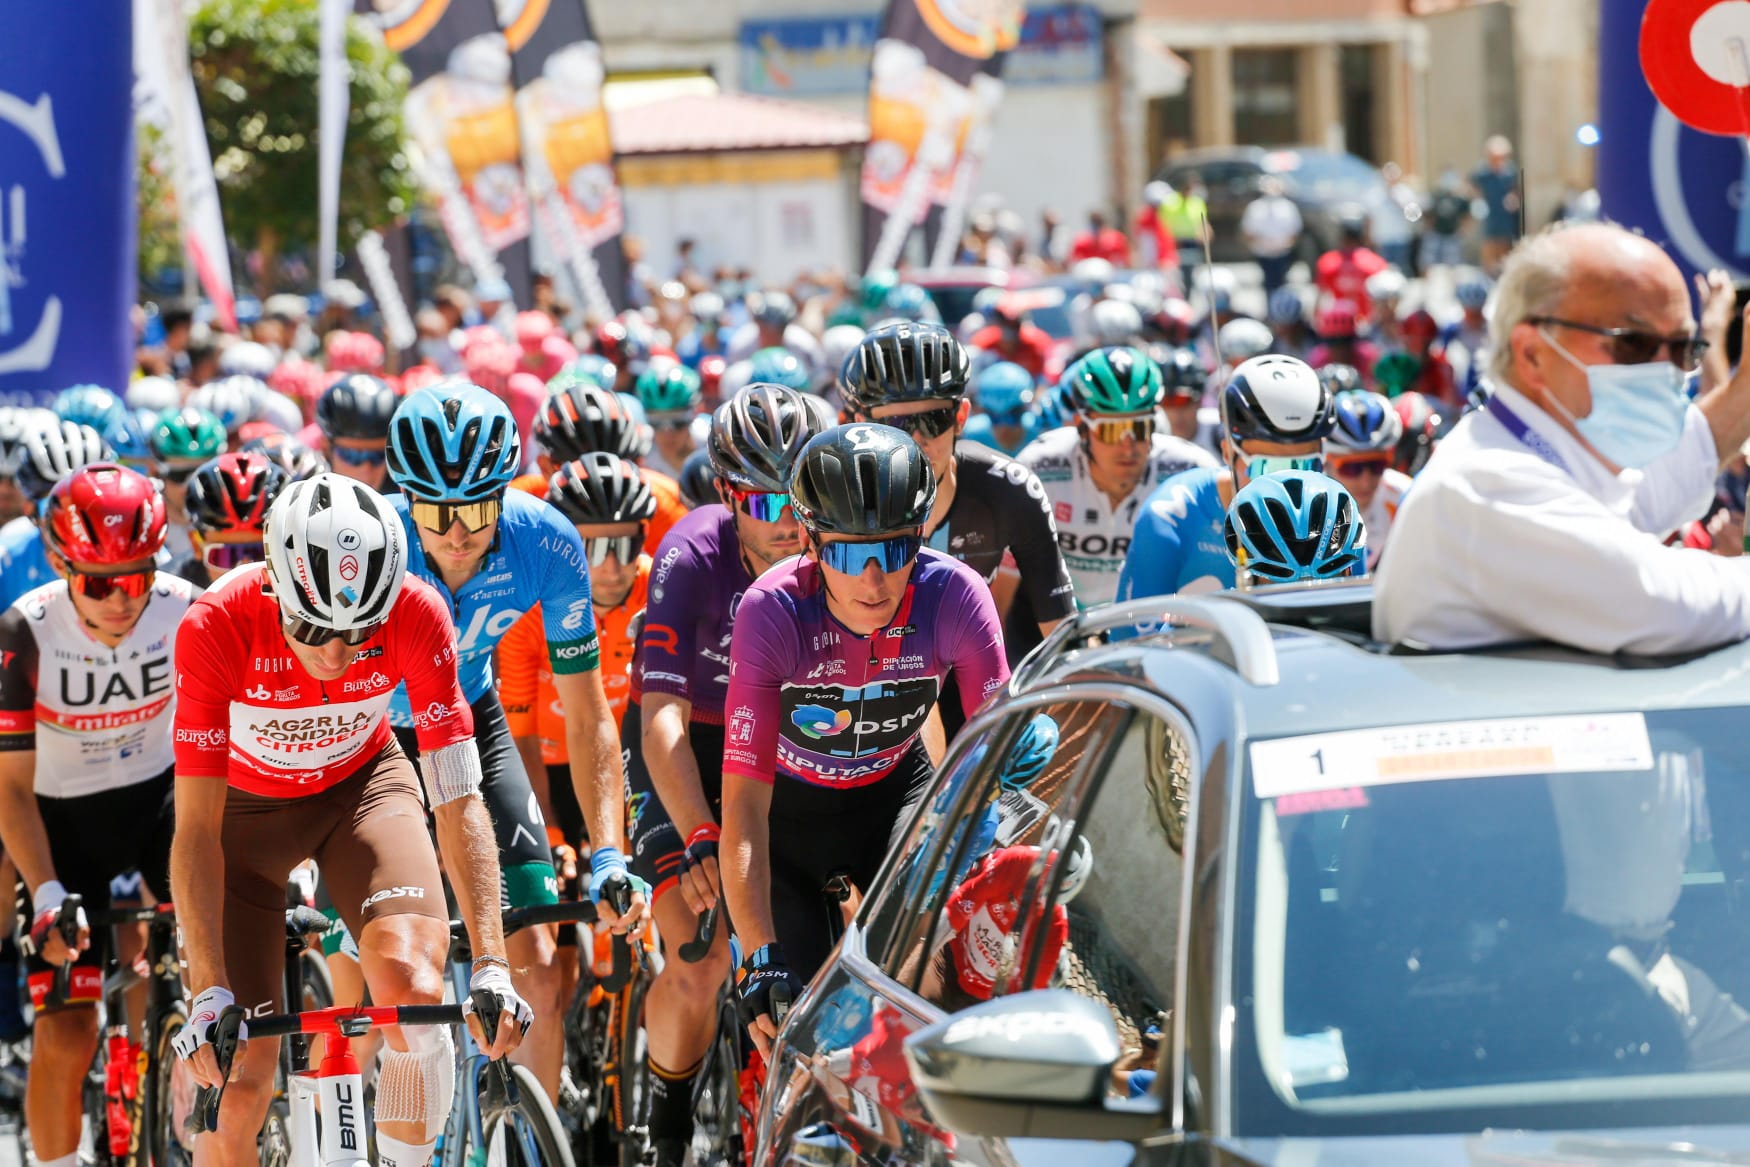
[585,532,645,567]
[409,497,502,534]
[332,445,387,467]
[69,569,154,601]
[817,534,923,575]
[734,491,794,524]
[1086,416,1156,445]
[1330,455,1390,480]
[283,614,382,647]
[1246,454,1324,478]
[202,541,265,571]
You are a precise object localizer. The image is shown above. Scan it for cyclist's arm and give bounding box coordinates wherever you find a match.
[553,668,623,852]
[720,774,776,952]
[171,775,230,990]
[1116,493,1188,603]
[634,535,714,834]
[430,790,507,964]
[642,693,714,836]
[1010,449,1076,635]
[0,751,51,893]
[921,707,947,767]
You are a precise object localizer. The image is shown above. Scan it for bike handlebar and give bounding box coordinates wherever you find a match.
[245,1002,466,1040]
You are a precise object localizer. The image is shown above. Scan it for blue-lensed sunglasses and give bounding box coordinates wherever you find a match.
[1246,454,1324,479]
[817,534,923,575]
[333,444,387,467]
[733,489,794,523]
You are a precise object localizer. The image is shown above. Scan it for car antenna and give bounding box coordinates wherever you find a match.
[1200,213,1225,371]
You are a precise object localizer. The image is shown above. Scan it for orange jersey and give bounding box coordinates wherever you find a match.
[498,556,651,764]
[509,466,687,556]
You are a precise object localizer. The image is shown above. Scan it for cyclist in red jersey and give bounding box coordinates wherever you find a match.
[966,298,1056,381]
[1314,210,1389,318]
[169,474,527,1167]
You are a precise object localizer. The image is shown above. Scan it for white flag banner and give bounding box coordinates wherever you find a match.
[317,0,349,295]
[134,0,236,330]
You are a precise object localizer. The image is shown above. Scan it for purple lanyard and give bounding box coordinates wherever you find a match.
[1485,393,1571,475]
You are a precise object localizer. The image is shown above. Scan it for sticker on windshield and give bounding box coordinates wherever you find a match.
[1249,712,1653,800]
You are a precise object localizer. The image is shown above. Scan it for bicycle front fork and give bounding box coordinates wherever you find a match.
[289,1036,369,1167]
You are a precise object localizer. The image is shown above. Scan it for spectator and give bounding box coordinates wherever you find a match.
[1131,182,1178,272]
[160,305,195,380]
[1239,176,1303,294]
[415,307,463,374]
[1315,209,1389,316]
[1038,208,1064,266]
[1470,135,1522,274]
[1069,209,1132,266]
[1159,177,1209,292]
[673,236,701,286]
[1420,170,1472,275]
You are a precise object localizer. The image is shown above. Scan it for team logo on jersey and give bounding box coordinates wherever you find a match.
[626,790,649,837]
[791,704,852,739]
[245,684,273,701]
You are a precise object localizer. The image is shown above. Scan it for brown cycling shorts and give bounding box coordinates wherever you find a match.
[220,741,447,1016]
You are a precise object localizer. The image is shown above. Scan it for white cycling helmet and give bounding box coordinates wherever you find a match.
[1071,257,1115,287]
[126,375,182,415]
[190,376,261,433]
[1218,318,1275,362]
[18,420,112,502]
[0,407,54,475]
[264,473,408,631]
[250,383,305,434]
[1365,268,1407,305]
[1088,299,1145,347]
[717,358,754,402]
[820,325,866,384]
[219,340,278,379]
[1220,354,1335,445]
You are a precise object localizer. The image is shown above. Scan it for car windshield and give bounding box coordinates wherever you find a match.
[1271,151,1381,203]
[1235,708,1750,1136]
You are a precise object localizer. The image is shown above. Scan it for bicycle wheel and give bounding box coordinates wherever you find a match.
[480,1062,577,1167]
[613,975,652,1167]
[688,998,745,1167]
[144,1008,196,1167]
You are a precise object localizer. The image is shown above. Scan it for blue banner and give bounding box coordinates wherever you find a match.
[0,1,135,406]
[1596,0,1747,283]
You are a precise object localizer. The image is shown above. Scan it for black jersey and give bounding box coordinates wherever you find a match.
[929,442,1077,626]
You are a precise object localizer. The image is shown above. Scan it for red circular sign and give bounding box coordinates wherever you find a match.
[338,555,359,581]
[1641,0,1750,136]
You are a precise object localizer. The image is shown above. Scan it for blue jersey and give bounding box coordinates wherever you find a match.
[0,523,51,612]
[1116,468,1235,600]
[387,489,599,727]
[960,412,1045,459]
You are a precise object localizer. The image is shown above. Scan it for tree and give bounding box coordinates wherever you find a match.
[189,0,418,294]
[136,123,184,292]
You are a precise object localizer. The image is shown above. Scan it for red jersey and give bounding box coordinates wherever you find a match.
[1069,228,1132,266]
[172,564,474,797]
[967,324,1055,381]
[1315,247,1388,316]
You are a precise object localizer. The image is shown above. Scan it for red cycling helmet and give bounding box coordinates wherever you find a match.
[43,463,167,566]
[1401,309,1440,346]
[185,451,288,535]
[698,354,728,402]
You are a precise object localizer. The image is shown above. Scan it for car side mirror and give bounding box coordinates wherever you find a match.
[903,990,1164,1141]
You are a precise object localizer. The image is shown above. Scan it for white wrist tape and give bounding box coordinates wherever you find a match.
[419,741,483,808]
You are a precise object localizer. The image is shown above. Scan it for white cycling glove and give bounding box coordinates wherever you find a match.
[173,986,247,1062]
[461,963,533,1048]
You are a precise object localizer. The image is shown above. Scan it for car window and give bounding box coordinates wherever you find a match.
[1279,151,1382,204]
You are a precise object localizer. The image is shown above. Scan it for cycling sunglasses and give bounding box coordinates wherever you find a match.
[585,531,645,567]
[69,568,154,601]
[650,415,693,433]
[1528,316,1709,373]
[332,445,388,468]
[201,540,266,570]
[733,490,794,524]
[1330,454,1391,480]
[283,614,383,647]
[159,463,203,485]
[1085,416,1156,445]
[880,405,959,441]
[1246,454,1324,478]
[409,497,502,535]
[816,533,923,575]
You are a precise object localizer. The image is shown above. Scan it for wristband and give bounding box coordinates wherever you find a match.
[32,879,68,916]
[685,823,721,848]
[472,954,510,970]
[590,846,627,879]
[742,943,785,974]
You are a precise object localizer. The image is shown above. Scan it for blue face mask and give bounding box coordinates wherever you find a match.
[1543,328,1688,469]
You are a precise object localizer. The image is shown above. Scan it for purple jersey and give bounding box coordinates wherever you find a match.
[631,505,756,724]
[723,549,1009,788]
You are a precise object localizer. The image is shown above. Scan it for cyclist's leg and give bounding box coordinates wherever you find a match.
[546,760,583,1010]
[316,742,452,1167]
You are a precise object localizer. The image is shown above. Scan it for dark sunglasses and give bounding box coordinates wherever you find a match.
[651,416,693,433]
[160,464,202,485]
[1529,316,1709,373]
[409,497,502,535]
[69,568,154,601]
[201,540,265,570]
[283,614,383,647]
[816,533,923,575]
[733,490,794,524]
[1084,416,1156,445]
[585,531,645,566]
[1330,454,1391,479]
[879,405,959,441]
[332,445,388,468]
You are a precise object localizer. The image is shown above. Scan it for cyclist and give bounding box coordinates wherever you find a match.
[1223,470,1367,585]
[1119,354,1335,599]
[315,372,399,492]
[149,406,227,562]
[625,383,829,1165]
[170,474,528,1167]
[840,322,1075,664]
[960,361,1042,458]
[1019,347,1216,608]
[384,383,643,1101]
[1314,210,1388,315]
[0,465,195,1167]
[1326,389,1409,570]
[722,423,1009,1058]
[0,420,113,609]
[242,431,330,483]
[0,408,55,527]
[53,384,128,435]
[1154,344,1212,448]
[726,290,823,372]
[171,451,289,588]
[523,383,689,552]
[966,297,1054,381]
[637,363,706,480]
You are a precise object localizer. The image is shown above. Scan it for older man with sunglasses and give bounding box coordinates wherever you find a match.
[1375,222,1750,653]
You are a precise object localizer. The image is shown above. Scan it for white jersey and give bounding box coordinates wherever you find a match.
[0,574,199,797]
[1361,468,1413,571]
[1018,426,1218,607]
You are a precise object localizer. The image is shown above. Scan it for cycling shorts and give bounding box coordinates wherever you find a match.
[26,767,174,1011]
[219,741,447,1017]
[623,700,726,906]
[395,690,557,910]
[769,738,934,983]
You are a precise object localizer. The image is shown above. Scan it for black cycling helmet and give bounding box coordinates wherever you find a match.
[707,383,832,494]
[1220,355,1335,446]
[1153,345,1205,399]
[547,452,656,527]
[677,447,717,510]
[535,384,642,463]
[315,373,398,441]
[789,423,936,537]
[839,321,970,414]
[1316,363,1363,398]
[751,290,797,329]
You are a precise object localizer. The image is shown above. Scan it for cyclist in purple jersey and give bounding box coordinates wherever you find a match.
[626,384,830,1167]
[722,424,1008,1058]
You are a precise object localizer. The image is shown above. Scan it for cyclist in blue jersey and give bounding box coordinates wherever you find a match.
[1119,355,1335,599]
[960,361,1046,457]
[384,382,643,1101]
[0,421,112,610]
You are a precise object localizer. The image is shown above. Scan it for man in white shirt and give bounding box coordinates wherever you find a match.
[1374,222,1750,654]
[1239,177,1303,295]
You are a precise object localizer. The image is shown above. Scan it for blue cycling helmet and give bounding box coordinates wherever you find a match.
[1266,288,1306,326]
[975,362,1035,421]
[1455,276,1492,310]
[749,347,811,392]
[1328,389,1403,455]
[55,384,127,434]
[1223,470,1366,584]
[386,382,522,502]
[883,283,937,322]
[1000,714,1060,791]
[104,409,157,465]
[1036,379,1074,432]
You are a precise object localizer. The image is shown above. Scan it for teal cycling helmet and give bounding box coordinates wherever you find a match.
[104,409,157,465]
[386,382,522,502]
[55,384,127,434]
[1065,346,1164,416]
[975,362,1035,422]
[151,407,227,462]
[749,347,811,392]
[999,714,1060,791]
[636,363,701,415]
[552,355,617,394]
[1223,470,1366,584]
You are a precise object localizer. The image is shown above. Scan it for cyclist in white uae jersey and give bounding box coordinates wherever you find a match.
[1018,347,1215,608]
[0,466,195,1167]
[1326,389,1412,570]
